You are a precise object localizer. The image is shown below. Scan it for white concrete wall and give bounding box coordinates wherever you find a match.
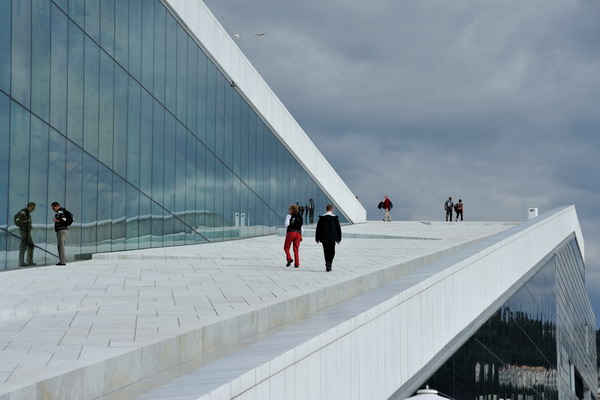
[149,206,584,399]
[162,0,366,223]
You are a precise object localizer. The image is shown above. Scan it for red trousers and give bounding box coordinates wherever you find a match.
[284,231,302,266]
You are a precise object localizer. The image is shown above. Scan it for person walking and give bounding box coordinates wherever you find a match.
[307,198,315,224]
[454,199,464,221]
[444,197,454,222]
[14,202,36,266]
[315,204,342,272]
[383,195,392,222]
[284,204,303,268]
[51,202,72,266]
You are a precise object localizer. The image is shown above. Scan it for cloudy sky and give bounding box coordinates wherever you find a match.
[203,0,600,325]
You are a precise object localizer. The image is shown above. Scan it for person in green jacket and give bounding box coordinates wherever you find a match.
[14,202,36,266]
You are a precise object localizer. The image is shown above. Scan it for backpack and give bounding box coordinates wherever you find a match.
[63,209,74,226]
[389,201,393,210]
[377,201,384,210]
[14,209,27,228]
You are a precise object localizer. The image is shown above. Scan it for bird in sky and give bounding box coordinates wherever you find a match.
[221,16,266,40]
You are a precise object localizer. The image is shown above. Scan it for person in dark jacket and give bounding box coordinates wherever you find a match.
[51,202,70,266]
[315,204,342,272]
[284,204,303,268]
[14,202,36,266]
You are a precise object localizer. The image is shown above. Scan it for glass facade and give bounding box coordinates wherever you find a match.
[422,238,596,400]
[0,0,345,270]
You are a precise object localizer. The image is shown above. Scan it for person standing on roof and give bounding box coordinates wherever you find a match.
[444,196,454,222]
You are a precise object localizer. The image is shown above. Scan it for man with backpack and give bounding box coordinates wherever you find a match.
[51,202,72,266]
[444,197,454,222]
[382,195,392,222]
[14,202,36,266]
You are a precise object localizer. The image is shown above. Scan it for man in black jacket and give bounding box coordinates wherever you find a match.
[51,202,70,266]
[315,204,342,272]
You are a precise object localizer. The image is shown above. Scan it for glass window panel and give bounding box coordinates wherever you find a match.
[163,113,176,211]
[29,116,49,258]
[84,0,100,43]
[223,81,233,167]
[50,4,68,134]
[239,101,249,182]
[128,0,141,81]
[195,142,206,236]
[139,89,153,194]
[215,75,225,160]
[186,37,197,135]
[153,2,165,103]
[214,161,224,241]
[0,0,10,93]
[100,0,115,57]
[176,25,188,123]
[96,164,112,253]
[175,122,186,213]
[113,65,128,177]
[232,92,241,177]
[9,102,30,218]
[111,174,126,251]
[114,0,128,69]
[205,62,216,153]
[150,201,163,248]
[81,153,98,255]
[127,77,141,186]
[151,100,164,204]
[67,23,84,147]
[54,0,67,13]
[11,0,31,107]
[164,13,177,113]
[138,194,151,249]
[98,51,114,168]
[184,132,196,243]
[140,0,154,91]
[0,95,9,232]
[31,0,51,122]
[204,153,215,230]
[125,183,139,250]
[68,0,85,28]
[83,36,100,158]
[196,51,207,144]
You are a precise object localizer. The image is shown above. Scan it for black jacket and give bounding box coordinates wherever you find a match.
[287,213,303,233]
[315,214,342,243]
[54,208,70,232]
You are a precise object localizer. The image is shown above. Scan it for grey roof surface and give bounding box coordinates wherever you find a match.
[0,221,515,398]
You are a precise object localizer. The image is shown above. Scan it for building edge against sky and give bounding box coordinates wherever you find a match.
[0,0,366,270]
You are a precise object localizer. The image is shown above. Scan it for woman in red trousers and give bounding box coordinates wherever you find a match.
[284,204,303,268]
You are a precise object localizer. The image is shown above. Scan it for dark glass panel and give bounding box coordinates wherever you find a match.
[0,95,9,232]
[128,0,142,81]
[205,62,216,152]
[84,0,100,43]
[68,0,85,28]
[98,51,114,168]
[29,116,50,257]
[139,89,153,194]
[164,13,177,113]
[196,51,208,144]
[140,0,154,91]
[0,0,10,94]
[184,131,197,244]
[113,65,128,177]
[150,201,163,248]
[31,0,51,122]
[232,91,241,176]
[127,77,141,186]
[174,122,186,214]
[67,23,84,146]
[223,80,233,167]
[138,193,151,249]
[81,153,98,255]
[50,4,68,134]
[83,36,100,158]
[11,0,31,107]
[214,161,224,241]
[153,2,165,103]
[176,24,187,123]
[151,100,164,205]
[215,75,225,160]
[125,183,139,250]
[9,102,30,218]
[111,174,126,251]
[239,101,249,182]
[100,0,115,57]
[163,113,176,211]
[195,142,206,238]
[114,0,128,69]
[96,164,112,253]
[186,37,197,135]
[204,152,215,231]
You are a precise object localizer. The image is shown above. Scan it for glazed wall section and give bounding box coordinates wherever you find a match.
[0,0,344,270]
[424,237,596,400]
